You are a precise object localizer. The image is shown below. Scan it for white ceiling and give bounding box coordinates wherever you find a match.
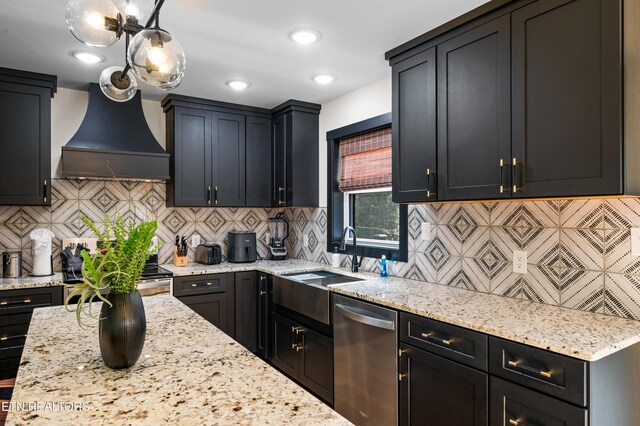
[0,0,489,108]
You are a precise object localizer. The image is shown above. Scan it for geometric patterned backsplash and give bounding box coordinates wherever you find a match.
[1,178,640,321]
[285,199,640,321]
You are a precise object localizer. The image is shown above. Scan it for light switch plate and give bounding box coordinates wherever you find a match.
[632,228,640,256]
[303,234,309,247]
[191,234,201,247]
[513,251,528,274]
[421,222,432,241]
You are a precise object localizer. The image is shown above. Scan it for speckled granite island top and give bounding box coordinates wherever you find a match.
[0,272,64,290]
[6,295,350,426]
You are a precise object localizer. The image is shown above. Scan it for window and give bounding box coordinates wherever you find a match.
[326,113,408,262]
[343,188,399,249]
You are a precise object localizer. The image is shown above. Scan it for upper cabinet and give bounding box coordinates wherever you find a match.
[271,101,321,207]
[0,68,56,206]
[163,96,319,208]
[388,0,634,202]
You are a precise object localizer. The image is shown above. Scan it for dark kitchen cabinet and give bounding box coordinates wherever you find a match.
[211,112,245,206]
[392,48,437,203]
[0,286,63,380]
[257,273,272,359]
[234,271,257,353]
[0,68,56,206]
[271,101,321,207]
[399,344,487,426]
[168,107,212,207]
[246,117,272,207]
[436,15,511,201]
[511,0,622,198]
[270,312,333,404]
[386,0,637,202]
[174,273,235,338]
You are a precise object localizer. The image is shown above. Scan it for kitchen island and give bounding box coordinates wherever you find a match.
[5,295,350,426]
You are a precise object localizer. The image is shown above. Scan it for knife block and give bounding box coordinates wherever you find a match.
[173,248,188,267]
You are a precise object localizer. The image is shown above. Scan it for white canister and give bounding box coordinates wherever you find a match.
[331,252,341,268]
[30,228,55,276]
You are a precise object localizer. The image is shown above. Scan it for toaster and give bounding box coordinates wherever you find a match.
[195,244,222,265]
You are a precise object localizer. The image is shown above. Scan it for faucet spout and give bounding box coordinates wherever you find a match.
[340,226,361,272]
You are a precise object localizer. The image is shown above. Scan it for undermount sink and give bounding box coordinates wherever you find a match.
[273,271,364,324]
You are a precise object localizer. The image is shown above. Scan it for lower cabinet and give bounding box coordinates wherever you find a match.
[174,273,235,338]
[270,312,334,404]
[490,377,587,426]
[257,273,272,359]
[0,286,63,380]
[235,271,258,352]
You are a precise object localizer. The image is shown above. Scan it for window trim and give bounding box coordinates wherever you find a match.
[326,112,408,262]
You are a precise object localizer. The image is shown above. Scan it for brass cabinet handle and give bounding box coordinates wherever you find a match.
[421,332,452,346]
[0,299,32,306]
[291,326,303,349]
[398,373,407,381]
[207,186,212,205]
[278,187,285,205]
[499,159,505,194]
[512,158,523,193]
[507,360,552,378]
[259,290,267,296]
[426,168,436,198]
[214,186,218,205]
[509,420,523,426]
[0,334,27,341]
[191,282,212,287]
[43,180,48,203]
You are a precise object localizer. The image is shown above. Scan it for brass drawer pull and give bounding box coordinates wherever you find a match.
[0,299,32,306]
[0,334,27,341]
[499,159,505,193]
[421,332,452,346]
[508,360,552,378]
[259,290,267,296]
[191,282,213,287]
[398,373,407,381]
[426,168,436,198]
[509,419,523,426]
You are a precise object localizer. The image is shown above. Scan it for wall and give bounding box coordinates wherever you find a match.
[318,76,391,207]
[50,87,165,178]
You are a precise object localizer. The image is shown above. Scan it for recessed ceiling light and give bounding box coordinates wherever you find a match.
[290,29,321,44]
[72,51,105,64]
[226,80,251,90]
[312,74,335,85]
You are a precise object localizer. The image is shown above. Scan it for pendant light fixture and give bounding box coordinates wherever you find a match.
[65,0,185,102]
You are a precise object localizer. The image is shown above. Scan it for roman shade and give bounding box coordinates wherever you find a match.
[339,127,392,192]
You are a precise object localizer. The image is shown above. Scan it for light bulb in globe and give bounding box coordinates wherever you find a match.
[66,0,122,48]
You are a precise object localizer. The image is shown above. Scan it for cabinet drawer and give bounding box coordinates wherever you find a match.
[400,312,487,370]
[0,345,24,361]
[173,274,228,297]
[0,323,28,353]
[0,287,63,315]
[489,337,587,406]
[490,377,587,426]
[0,358,21,381]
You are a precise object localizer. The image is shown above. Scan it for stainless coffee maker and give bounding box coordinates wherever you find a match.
[268,213,289,260]
[2,251,22,278]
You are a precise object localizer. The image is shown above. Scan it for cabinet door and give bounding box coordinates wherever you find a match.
[272,113,287,207]
[511,0,621,198]
[246,117,272,207]
[257,273,272,359]
[490,377,587,426]
[298,326,334,404]
[270,312,299,379]
[392,48,437,203]
[172,107,212,206]
[0,83,51,206]
[211,112,246,206]
[234,271,257,353]
[177,293,234,338]
[400,343,487,426]
[437,15,511,201]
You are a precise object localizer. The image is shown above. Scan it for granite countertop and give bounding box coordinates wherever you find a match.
[162,259,334,278]
[6,295,350,426]
[0,272,64,290]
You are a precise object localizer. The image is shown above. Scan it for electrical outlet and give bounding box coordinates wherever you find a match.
[303,234,309,247]
[513,251,528,274]
[421,222,432,241]
[632,228,640,256]
[191,234,201,247]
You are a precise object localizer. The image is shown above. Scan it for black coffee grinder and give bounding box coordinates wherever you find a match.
[268,212,289,260]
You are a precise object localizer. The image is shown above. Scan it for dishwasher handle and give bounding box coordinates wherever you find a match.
[335,304,396,331]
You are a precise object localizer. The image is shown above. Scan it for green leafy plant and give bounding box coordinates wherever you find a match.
[64,214,159,327]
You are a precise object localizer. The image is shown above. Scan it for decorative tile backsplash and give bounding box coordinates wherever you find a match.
[285,200,640,321]
[2,179,640,320]
[0,179,282,273]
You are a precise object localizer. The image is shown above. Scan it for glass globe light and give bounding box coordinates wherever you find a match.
[113,0,155,24]
[66,0,122,47]
[99,66,138,102]
[127,28,186,90]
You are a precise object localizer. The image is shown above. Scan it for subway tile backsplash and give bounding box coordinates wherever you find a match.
[284,200,640,321]
[2,179,640,321]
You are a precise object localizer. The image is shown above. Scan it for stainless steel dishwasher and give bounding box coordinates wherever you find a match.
[333,294,398,426]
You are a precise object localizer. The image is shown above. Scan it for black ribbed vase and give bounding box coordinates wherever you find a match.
[99,291,146,369]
